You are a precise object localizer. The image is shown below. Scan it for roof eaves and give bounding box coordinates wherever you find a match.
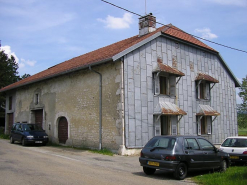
[112,32,162,61]
[0,58,113,93]
[217,53,241,87]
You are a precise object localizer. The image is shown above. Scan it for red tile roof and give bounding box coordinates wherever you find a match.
[195,73,219,83]
[155,58,185,76]
[0,24,217,92]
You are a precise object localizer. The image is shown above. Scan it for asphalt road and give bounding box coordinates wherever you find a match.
[0,139,196,185]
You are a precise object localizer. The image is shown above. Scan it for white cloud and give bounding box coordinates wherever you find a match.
[0,45,19,63]
[194,28,218,40]
[0,45,36,70]
[19,58,37,68]
[205,0,247,7]
[97,13,134,29]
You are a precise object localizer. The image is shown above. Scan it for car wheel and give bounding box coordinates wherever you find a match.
[220,160,227,172]
[174,162,187,180]
[10,137,14,144]
[21,138,26,146]
[143,166,156,175]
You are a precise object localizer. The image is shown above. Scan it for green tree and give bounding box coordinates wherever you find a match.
[237,75,247,128]
[0,50,19,110]
[0,50,30,111]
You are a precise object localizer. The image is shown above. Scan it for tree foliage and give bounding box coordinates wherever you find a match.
[237,75,247,128]
[0,50,30,110]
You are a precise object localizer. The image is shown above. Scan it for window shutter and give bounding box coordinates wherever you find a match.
[154,115,161,136]
[169,75,176,97]
[154,73,160,95]
[197,120,201,135]
[206,83,210,100]
[197,82,200,99]
[172,124,177,135]
[207,117,212,134]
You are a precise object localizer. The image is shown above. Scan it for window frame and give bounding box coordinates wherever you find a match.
[197,116,212,135]
[196,80,210,100]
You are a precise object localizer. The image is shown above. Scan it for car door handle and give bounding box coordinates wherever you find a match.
[204,152,208,155]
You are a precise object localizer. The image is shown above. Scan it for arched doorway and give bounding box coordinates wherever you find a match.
[58,117,68,144]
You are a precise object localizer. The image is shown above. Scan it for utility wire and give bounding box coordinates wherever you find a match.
[101,0,247,54]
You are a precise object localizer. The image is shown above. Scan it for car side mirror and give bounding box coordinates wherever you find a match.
[214,148,219,153]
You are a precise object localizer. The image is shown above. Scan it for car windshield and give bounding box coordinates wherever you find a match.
[221,138,247,147]
[23,124,43,131]
[145,137,176,150]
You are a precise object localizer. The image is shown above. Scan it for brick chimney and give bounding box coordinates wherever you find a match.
[139,13,156,36]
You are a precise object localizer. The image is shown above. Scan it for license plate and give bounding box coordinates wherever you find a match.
[230,156,239,159]
[35,141,42,143]
[148,161,159,166]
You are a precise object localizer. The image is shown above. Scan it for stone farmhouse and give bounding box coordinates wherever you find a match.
[0,14,240,155]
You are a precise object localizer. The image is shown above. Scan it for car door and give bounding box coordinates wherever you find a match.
[184,138,205,169]
[15,124,24,142]
[197,138,220,168]
[11,124,17,140]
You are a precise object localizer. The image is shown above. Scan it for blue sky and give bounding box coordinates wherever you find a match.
[0,0,246,103]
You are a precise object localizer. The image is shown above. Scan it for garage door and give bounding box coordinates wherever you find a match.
[58,117,68,144]
[8,113,14,134]
[34,109,43,128]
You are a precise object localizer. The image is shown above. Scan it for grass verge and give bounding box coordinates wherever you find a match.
[238,128,247,136]
[46,142,114,156]
[0,127,9,139]
[192,166,247,185]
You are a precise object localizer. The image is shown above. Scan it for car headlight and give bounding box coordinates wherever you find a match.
[43,136,48,138]
[26,135,34,139]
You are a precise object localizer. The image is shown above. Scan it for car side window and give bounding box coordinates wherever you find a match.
[197,138,214,150]
[16,124,23,131]
[184,138,199,150]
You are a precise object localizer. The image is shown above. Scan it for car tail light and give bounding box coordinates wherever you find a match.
[165,156,177,161]
[243,151,247,155]
[140,151,144,157]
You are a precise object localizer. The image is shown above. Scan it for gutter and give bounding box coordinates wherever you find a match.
[0,58,112,93]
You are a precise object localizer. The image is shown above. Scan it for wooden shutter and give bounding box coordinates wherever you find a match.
[171,116,177,135]
[197,118,201,135]
[169,76,176,97]
[154,115,161,136]
[207,117,212,134]
[154,73,160,95]
[205,82,210,100]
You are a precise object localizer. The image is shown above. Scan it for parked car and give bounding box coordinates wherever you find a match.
[220,136,247,165]
[10,123,49,146]
[139,135,230,180]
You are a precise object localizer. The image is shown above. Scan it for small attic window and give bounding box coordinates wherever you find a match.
[175,42,179,49]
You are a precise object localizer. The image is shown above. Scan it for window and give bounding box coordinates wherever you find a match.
[184,138,200,150]
[197,116,212,135]
[35,94,39,105]
[154,73,176,97]
[197,138,214,150]
[161,116,170,135]
[9,96,12,110]
[196,81,210,100]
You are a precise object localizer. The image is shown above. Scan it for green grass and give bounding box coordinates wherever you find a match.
[0,127,9,139]
[46,142,114,156]
[192,166,247,185]
[90,148,114,156]
[238,128,247,136]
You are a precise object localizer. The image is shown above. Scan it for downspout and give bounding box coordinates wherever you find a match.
[89,66,102,150]
[121,59,125,147]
